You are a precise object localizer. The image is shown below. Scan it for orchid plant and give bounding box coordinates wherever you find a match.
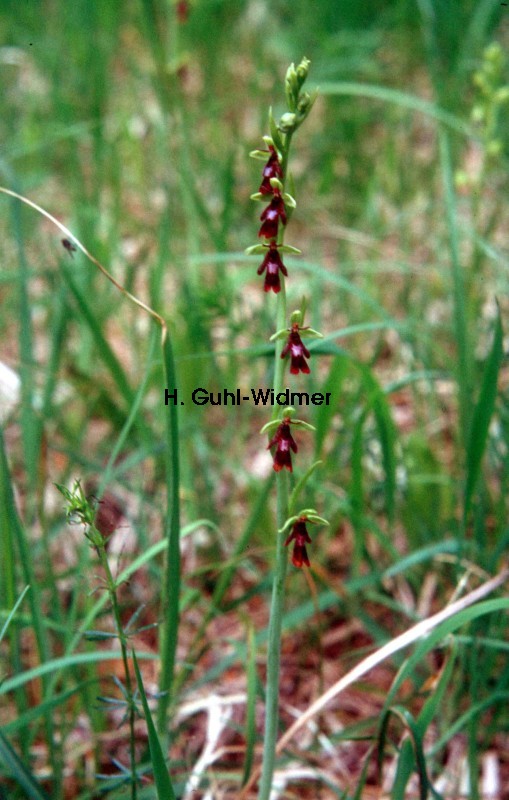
[245,58,330,799]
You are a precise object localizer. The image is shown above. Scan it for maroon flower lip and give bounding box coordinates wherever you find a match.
[257,243,288,293]
[259,146,283,195]
[284,517,312,568]
[281,322,311,373]
[267,417,298,472]
[258,191,287,239]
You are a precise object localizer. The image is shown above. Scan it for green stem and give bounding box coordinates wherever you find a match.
[100,547,138,800]
[271,280,288,419]
[258,131,292,800]
[257,470,289,800]
[271,130,292,417]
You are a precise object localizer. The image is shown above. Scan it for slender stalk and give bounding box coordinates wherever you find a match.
[271,278,288,419]
[55,480,140,799]
[257,129,292,800]
[257,470,289,800]
[99,552,138,800]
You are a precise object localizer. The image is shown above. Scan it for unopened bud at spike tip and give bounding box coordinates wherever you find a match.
[295,57,311,86]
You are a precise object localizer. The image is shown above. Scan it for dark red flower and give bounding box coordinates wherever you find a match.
[284,517,312,568]
[259,190,287,239]
[267,417,297,472]
[281,323,311,373]
[259,146,283,195]
[257,243,288,293]
[176,0,190,22]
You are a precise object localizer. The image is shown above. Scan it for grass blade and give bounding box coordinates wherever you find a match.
[0,729,49,800]
[0,650,157,696]
[132,650,176,800]
[0,585,30,643]
[318,81,472,136]
[0,428,50,666]
[1,681,98,735]
[157,331,181,733]
[58,263,137,410]
[378,706,432,800]
[464,308,504,524]
[439,129,471,449]
[314,354,348,457]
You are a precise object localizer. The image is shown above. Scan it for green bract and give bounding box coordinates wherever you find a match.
[279,244,301,254]
[268,107,285,153]
[250,149,270,160]
[291,419,316,432]
[260,408,296,434]
[245,244,267,255]
[278,508,329,535]
[283,192,296,208]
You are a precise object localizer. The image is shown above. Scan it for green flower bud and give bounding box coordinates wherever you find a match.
[285,63,298,110]
[295,93,317,128]
[295,57,311,87]
[297,92,312,115]
[279,112,297,132]
[285,62,298,90]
